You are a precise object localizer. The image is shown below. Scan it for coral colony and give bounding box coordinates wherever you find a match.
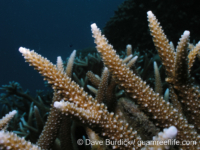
[0,11,200,150]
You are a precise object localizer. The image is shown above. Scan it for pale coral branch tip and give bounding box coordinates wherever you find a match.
[19,47,29,54]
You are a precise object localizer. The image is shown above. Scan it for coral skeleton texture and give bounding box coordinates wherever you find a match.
[0,11,200,150]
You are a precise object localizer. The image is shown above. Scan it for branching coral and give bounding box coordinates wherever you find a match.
[91,19,199,149]
[0,110,17,130]
[0,10,200,150]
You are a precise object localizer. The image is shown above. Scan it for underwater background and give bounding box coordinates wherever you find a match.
[0,0,124,94]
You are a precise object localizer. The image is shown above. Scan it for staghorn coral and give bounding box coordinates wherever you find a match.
[91,21,199,149]
[147,11,200,133]
[0,130,41,150]
[18,46,143,150]
[0,110,42,149]
[0,110,17,130]
[115,98,159,141]
[1,10,200,150]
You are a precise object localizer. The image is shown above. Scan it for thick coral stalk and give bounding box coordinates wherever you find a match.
[147,11,175,78]
[95,67,109,103]
[54,100,141,150]
[37,92,62,149]
[174,30,190,85]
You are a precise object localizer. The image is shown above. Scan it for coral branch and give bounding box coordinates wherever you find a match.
[0,131,41,150]
[91,22,200,149]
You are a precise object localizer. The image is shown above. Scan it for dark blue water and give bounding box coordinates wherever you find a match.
[0,0,124,94]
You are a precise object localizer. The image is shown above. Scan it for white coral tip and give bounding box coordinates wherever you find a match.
[183,30,190,36]
[182,30,190,39]
[164,126,177,139]
[71,50,76,58]
[10,110,17,115]
[19,47,28,54]
[57,56,63,63]
[154,61,158,67]
[54,101,63,108]
[126,44,132,49]
[91,23,97,30]
[147,11,153,17]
